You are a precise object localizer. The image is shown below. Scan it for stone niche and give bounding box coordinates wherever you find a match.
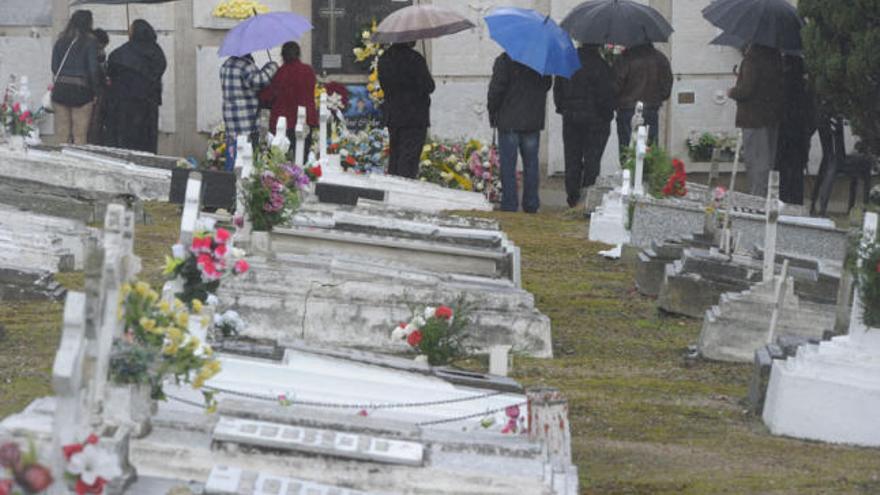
[0,0,52,26]
[0,36,54,134]
[194,0,294,30]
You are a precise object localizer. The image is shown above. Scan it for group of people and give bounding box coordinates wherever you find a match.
[51,10,167,153]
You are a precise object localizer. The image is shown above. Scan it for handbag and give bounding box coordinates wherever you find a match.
[42,36,78,113]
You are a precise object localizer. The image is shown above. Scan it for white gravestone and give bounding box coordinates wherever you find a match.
[319,93,329,162]
[295,106,307,166]
[633,125,648,197]
[270,116,291,155]
[762,212,880,447]
[762,171,780,283]
[588,170,631,250]
[179,172,203,247]
[234,135,254,245]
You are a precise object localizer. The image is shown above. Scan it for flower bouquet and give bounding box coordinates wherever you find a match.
[164,223,249,309]
[336,127,389,174]
[353,20,384,105]
[212,0,268,19]
[685,131,737,162]
[213,310,246,338]
[240,146,311,231]
[662,158,688,197]
[203,123,227,171]
[111,281,221,406]
[391,303,471,366]
[622,144,677,199]
[62,435,122,495]
[0,442,53,495]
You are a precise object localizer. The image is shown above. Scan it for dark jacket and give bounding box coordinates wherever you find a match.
[553,47,615,129]
[612,44,673,110]
[107,39,166,106]
[51,34,100,104]
[487,53,552,132]
[729,44,784,129]
[378,44,435,129]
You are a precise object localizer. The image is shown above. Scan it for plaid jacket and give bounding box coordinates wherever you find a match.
[220,56,278,136]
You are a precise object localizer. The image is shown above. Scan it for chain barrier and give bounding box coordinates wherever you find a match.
[167,394,207,409]
[416,401,529,427]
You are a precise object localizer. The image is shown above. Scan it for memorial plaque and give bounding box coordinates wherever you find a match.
[311,0,412,75]
[0,0,52,26]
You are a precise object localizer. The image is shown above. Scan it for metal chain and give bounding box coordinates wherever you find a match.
[416,401,528,427]
[167,394,207,409]
[203,385,507,410]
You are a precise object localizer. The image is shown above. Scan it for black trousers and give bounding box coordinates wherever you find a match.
[388,126,427,179]
[563,118,610,204]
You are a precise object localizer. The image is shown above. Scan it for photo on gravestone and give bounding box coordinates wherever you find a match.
[311,0,412,75]
[344,84,382,130]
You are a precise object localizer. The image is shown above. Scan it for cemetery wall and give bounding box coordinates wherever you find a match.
[0,0,837,181]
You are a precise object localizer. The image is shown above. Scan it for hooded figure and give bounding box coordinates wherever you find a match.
[105,19,167,153]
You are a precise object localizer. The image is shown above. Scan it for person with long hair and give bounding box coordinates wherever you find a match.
[51,10,100,145]
[105,19,167,153]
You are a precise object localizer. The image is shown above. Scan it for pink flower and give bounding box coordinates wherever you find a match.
[214,244,227,258]
[434,306,453,320]
[17,464,53,493]
[0,479,13,495]
[0,443,20,469]
[234,259,250,274]
[357,409,369,417]
[407,330,423,347]
[215,228,231,244]
[505,405,520,419]
[12,102,19,113]
[233,215,244,228]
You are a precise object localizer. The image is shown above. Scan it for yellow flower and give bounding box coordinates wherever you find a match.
[121,283,132,297]
[202,345,214,357]
[163,343,179,356]
[173,299,185,311]
[187,336,201,351]
[192,299,204,314]
[139,317,157,332]
[166,327,183,343]
[147,290,159,303]
[135,281,150,297]
[158,301,171,315]
[368,71,378,83]
[176,312,189,328]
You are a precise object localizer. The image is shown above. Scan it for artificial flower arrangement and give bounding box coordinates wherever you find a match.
[214,309,246,338]
[685,131,737,162]
[622,144,680,199]
[212,0,268,19]
[661,158,688,197]
[1,76,40,138]
[390,302,471,366]
[62,435,122,495]
[335,126,390,174]
[0,441,53,495]
[240,146,311,231]
[419,139,502,203]
[202,122,227,171]
[352,19,385,105]
[110,281,221,407]
[164,222,250,308]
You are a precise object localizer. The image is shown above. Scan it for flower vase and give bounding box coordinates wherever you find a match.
[7,135,25,152]
[104,384,156,438]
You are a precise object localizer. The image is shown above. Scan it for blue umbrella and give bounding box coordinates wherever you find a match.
[219,12,313,58]
[484,7,580,78]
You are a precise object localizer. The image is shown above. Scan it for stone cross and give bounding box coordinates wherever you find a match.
[721,129,744,255]
[49,291,89,495]
[319,93,329,161]
[294,106,307,166]
[271,116,291,155]
[179,172,203,247]
[850,212,880,350]
[703,149,722,239]
[319,0,346,55]
[629,101,645,150]
[621,169,632,197]
[632,126,648,197]
[234,137,254,244]
[762,171,780,282]
[766,258,791,344]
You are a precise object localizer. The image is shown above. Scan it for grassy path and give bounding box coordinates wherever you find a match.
[1,203,878,494]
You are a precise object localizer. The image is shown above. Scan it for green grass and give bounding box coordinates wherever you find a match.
[1,204,879,494]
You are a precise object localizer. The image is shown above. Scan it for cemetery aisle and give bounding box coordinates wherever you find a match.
[1,202,879,493]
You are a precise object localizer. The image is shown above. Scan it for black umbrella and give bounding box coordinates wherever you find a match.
[702,0,803,51]
[709,31,802,56]
[560,0,673,47]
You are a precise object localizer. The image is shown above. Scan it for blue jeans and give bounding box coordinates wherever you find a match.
[224,133,238,172]
[499,130,540,213]
[616,106,660,156]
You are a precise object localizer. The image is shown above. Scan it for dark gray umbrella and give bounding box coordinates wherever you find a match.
[702,0,803,51]
[560,0,673,47]
[373,5,475,44]
[709,31,802,56]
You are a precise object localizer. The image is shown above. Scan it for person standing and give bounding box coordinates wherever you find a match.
[729,43,784,197]
[612,43,673,154]
[51,10,100,145]
[87,28,109,145]
[554,44,615,208]
[775,54,815,205]
[487,52,552,213]
[260,42,318,161]
[105,20,167,153]
[220,53,278,170]
[378,42,435,179]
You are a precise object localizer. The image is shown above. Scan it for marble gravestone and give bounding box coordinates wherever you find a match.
[0,0,52,26]
[310,0,412,75]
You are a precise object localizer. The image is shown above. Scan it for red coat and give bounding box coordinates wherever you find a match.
[260,59,318,133]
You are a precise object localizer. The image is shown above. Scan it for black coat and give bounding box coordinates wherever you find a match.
[553,48,615,129]
[377,44,435,129]
[107,40,166,105]
[487,53,552,132]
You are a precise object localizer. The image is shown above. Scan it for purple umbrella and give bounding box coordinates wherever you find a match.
[218,12,312,58]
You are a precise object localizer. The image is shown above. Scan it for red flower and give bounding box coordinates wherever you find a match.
[215,228,231,244]
[357,409,369,417]
[196,253,213,267]
[308,165,323,178]
[234,259,250,274]
[214,244,228,258]
[434,306,453,320]
[19,111,30,122]
[0,479,12,495]
[12,102,20,113]
[191,236,212,253]
[345,155,357,166]
[75,477,106,495]
[407,330,423,347]
[16,464,53,493]
[62,443,84,461]
[0,443,20,469]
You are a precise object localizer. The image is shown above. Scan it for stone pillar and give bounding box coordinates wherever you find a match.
[294,106,306,166]
[319,93,329,161]
[763,171,780,282]
[527,387,571,468]
[633,126,648,197]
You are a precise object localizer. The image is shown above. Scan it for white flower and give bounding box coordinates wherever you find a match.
[67,444,122,486]
[391,326,406,340]
[412,316,426,329]
[230,247,246,259]
[171,243,185,259]
[206,294,220,307]
[423,307,436,320]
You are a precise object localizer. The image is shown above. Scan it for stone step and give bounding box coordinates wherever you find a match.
[205,465,374,495]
